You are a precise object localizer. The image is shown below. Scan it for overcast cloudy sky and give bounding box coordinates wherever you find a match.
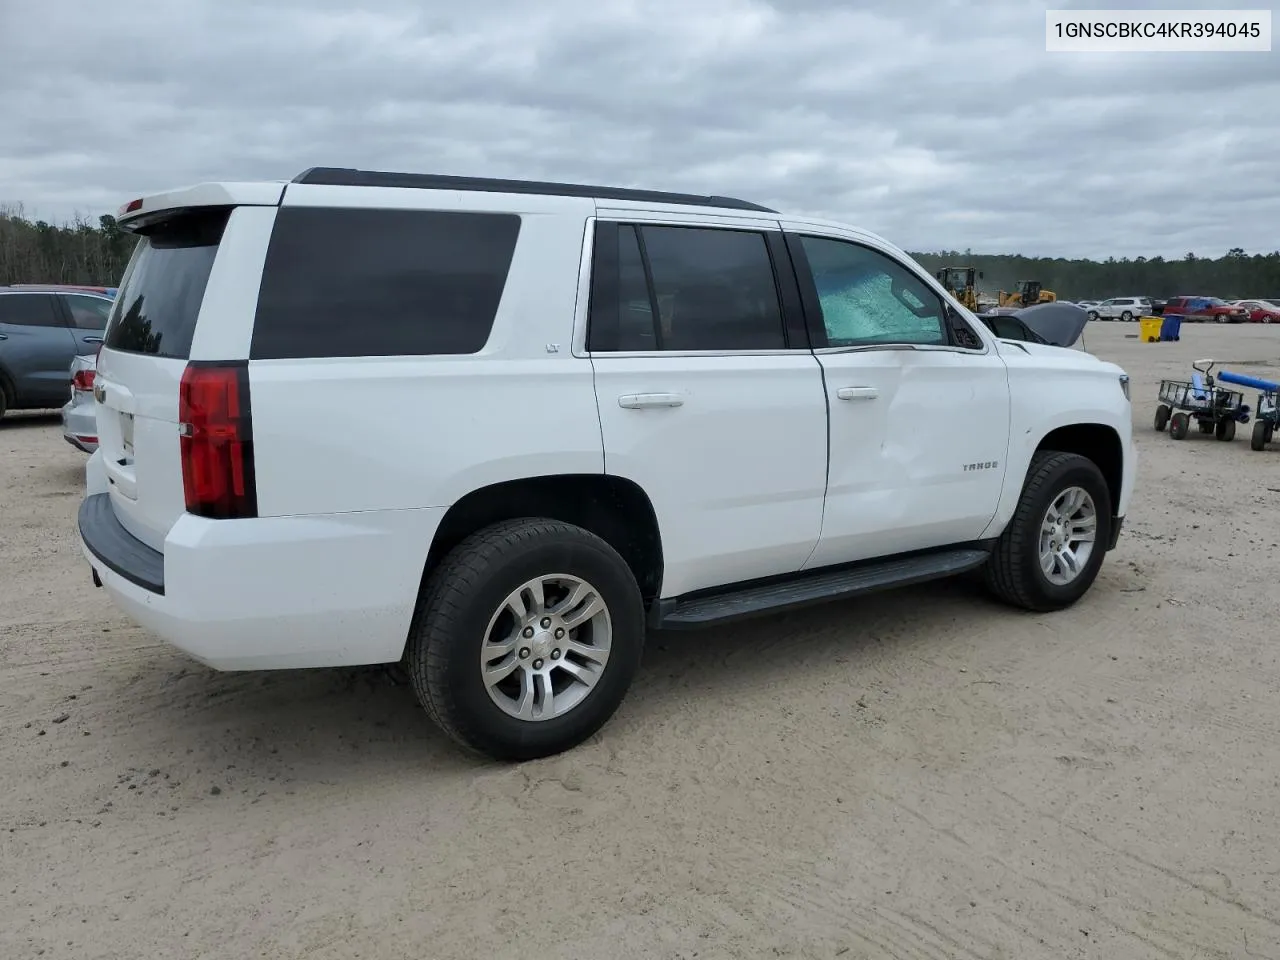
[1,0,1275,259]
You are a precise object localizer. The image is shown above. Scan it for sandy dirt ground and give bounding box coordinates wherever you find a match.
[2,322,1279,960]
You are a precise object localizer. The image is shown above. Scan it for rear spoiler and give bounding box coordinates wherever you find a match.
[116,182,288,232]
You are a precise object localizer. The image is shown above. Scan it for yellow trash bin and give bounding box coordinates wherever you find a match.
[1140,316,1163,342]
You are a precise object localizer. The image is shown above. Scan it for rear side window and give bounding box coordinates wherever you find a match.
[250,207,522,359]
[0,293,62,327]
[103,208,229,359]
[588,222,788,352]
[63,294,113,330]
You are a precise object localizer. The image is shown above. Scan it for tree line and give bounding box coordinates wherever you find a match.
[2,206,1278,300]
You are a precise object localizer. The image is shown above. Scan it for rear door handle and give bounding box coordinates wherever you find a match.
[836,386,879,401]
[618,393,684,409]
[81,336,104,344]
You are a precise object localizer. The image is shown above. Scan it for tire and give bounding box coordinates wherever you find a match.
[1088,311,1099,322]
[1216,419,1236,442]
[0,378,8,420]
[1121,311,1133,322]
[1154,404,1171,432]
[983,451,1112,612]
[405,517,645,761]
[1252,419,1269,451]
[1169,413,1190,440]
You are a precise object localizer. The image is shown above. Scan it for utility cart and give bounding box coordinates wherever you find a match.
[1153,359,1251,441]
[1217,369,1278,451]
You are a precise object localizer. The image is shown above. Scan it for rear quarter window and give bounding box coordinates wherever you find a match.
[249,207,522,360]
[103,208,229,359]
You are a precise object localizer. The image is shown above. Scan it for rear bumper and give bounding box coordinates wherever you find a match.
[78,493,447,671]
[61,398,98,453]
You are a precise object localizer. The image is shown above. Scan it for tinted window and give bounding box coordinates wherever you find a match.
[63,294,113,330]
[616,225,658,351]
[798,236,948,347]
[635,225,786,351]
[0,293,61,327]
[250,207,521,360]
[103,208,229,359]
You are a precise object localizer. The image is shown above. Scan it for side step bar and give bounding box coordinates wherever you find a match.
[655,548,991,629]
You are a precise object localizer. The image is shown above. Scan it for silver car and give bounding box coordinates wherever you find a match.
[61,352,98,453]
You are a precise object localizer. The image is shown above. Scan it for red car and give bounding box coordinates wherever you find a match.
[1234,299,1280,323]
[1162,296,1248,323]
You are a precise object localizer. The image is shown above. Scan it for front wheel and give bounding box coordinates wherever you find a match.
[1154,404,1171,431]
[405,518,645,761]
[1088,311,1099,322]
[1252,420,1271,451]
[984,452,1111,612]
[1169,412,1190,440]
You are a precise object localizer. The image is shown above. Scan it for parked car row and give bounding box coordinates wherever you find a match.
[0,285,112,421]
[1074,295,1276,324]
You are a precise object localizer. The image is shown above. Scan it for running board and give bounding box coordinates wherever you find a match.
[656,548,991,629]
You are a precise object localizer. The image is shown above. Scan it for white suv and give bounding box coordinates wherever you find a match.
[78,168,1137,760]
[1089,297,1152,321]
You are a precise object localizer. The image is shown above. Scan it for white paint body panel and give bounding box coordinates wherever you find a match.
[807,346,1011,568]
[592,353,829,597]
[84,507,446,670]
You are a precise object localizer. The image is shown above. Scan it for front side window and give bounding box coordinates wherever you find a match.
[0,293,61,327]
[797,236,950,347]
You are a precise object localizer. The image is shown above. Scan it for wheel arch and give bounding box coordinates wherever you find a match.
[1034,422,1123,513]
[420,473,664,606]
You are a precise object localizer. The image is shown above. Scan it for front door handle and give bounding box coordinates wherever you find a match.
[81,336,104,344]
[618,393,684,409]
[836,386,879,401]
[0,333,7,340]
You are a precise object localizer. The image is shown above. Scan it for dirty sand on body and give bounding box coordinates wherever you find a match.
[2,322,1278,959]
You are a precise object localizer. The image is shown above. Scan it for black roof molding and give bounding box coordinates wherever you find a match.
[290,167,777,214]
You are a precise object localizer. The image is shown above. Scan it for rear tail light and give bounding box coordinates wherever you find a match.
[178,362,257,519]
[72,369,96,392]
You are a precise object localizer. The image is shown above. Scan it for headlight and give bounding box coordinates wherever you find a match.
[1119,374,1130,401]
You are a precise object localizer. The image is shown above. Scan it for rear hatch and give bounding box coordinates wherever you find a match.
[95,208,231,552]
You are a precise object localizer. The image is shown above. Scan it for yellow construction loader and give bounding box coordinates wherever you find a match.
[998,280,1057,308]
[934,266,983,312]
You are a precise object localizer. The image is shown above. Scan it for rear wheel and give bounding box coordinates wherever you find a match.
[1216,419,1236,442]
[984,451,1111,612]
[0,379,8,420]
[405,518,645,761]
[1121,311,1133,322]
[1154,404,1171,431]
[1169,413,1190,440]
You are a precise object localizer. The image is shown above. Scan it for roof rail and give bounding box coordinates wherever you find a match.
[290,167,778,214]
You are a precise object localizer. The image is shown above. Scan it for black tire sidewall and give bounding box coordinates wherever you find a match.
[1154,404,1170,431]
[1015,457,1112,608]
[1170,413,1189,439]
[1253,420,1268,450]
[422,530,644,760]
